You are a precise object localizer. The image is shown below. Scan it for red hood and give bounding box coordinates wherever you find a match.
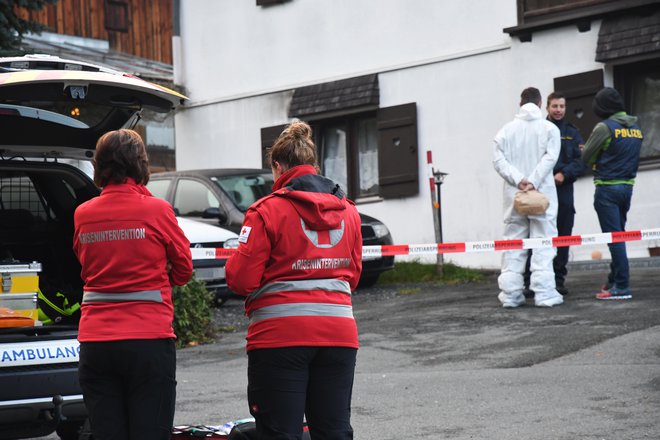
[273,165,347,230]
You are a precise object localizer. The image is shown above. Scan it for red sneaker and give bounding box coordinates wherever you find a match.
[596,287,631,300]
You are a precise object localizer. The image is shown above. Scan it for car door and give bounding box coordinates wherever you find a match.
[171,177,226,226]
[146,177,174,201]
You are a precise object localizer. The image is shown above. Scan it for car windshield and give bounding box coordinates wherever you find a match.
[210,172,273,212]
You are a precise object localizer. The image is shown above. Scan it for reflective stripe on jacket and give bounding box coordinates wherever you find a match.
[248,279,352,324]
[82,290,163,304]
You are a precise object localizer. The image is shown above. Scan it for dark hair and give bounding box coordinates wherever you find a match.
[546,91,565,103]
[268,120,320,172]
[520,87,542,106]
[93,129,150,187]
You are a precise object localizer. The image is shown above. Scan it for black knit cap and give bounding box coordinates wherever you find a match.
[592,87,625,119]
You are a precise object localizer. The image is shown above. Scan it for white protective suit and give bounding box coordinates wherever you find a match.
[493,102,562,307]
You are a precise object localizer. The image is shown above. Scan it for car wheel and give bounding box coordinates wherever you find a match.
[358,274,379,288]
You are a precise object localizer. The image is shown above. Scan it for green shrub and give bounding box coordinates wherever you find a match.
[172,276,215,348]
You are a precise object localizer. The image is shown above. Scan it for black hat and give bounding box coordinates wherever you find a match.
[592,87,625,119]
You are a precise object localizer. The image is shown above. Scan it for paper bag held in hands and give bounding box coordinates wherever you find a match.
[514,190,549,215]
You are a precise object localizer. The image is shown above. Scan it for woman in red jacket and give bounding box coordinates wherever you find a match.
[73,129,192,440]
[226,121,362,439]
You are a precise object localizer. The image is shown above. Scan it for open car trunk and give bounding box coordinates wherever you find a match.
[0,161,99,440]
[0,161,99,316]
[0,54,187,440]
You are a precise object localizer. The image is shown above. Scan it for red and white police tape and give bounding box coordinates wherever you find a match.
[190,228,660,260]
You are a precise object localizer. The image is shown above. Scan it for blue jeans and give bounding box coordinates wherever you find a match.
[594,184,633,289]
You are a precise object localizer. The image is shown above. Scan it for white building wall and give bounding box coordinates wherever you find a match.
[175,91,293,169]
[176,0,514,103]
[175,0,660,270]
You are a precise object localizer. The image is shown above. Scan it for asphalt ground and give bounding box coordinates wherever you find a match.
[171,259,660,440]
[38,259,660,439]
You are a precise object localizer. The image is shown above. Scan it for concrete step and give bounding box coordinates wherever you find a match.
[569,256,660,271]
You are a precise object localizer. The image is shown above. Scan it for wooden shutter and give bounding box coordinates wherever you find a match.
[104,0,129,32]
[554,70,604,139]
[260,124,287,168]
[377,103,418,199]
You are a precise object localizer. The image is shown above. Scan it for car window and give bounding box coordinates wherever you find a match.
[146,179,171,200]
[0,174,51,221]
[173,179,220,216]
[211,173,273,212]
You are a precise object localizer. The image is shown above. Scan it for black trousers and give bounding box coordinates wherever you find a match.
[553,199,576,286]
[524,199,576,289]
[247,346,357,440]
[78,339,177,440]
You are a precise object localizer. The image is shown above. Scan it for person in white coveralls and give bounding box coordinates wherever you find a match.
[493,87,563,308]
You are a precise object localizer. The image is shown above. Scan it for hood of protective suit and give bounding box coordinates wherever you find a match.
[273,165,347,231]
[515,102,543,121]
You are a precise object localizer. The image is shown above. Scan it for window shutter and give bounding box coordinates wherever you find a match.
[377,103,418,198]
[104,0,129,33]
[260,124,287,168]
[554,69,603,139]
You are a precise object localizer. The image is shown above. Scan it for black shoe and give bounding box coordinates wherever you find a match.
[523,288,535,299]
[556,285,569,296]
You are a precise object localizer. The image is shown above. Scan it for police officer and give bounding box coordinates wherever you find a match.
[582,87,643,300]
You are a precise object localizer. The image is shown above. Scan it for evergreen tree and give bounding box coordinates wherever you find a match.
[0,0,57,51]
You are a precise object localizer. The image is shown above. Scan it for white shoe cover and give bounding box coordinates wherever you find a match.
[498,291,526,308]
[534,290,564,307]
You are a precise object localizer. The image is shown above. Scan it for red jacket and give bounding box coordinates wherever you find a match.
[226,165,362,351]
[73,179,192,342]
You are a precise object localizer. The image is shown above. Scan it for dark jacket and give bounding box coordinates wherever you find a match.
[550,118,586,203]
[582,113,643,184]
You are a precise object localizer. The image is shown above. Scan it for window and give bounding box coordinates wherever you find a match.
[0,175,50,221]
[211,173,272,212]
[146,179,171,200]
[261,103,418,201]
[104,0,129,33]
[519,0,614,18]
[173,179,219,217]
[315,114,379,199]
[554,70,604,143]
[503,0,658,42]
[616,59,660,162]
[266,74,417,200]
